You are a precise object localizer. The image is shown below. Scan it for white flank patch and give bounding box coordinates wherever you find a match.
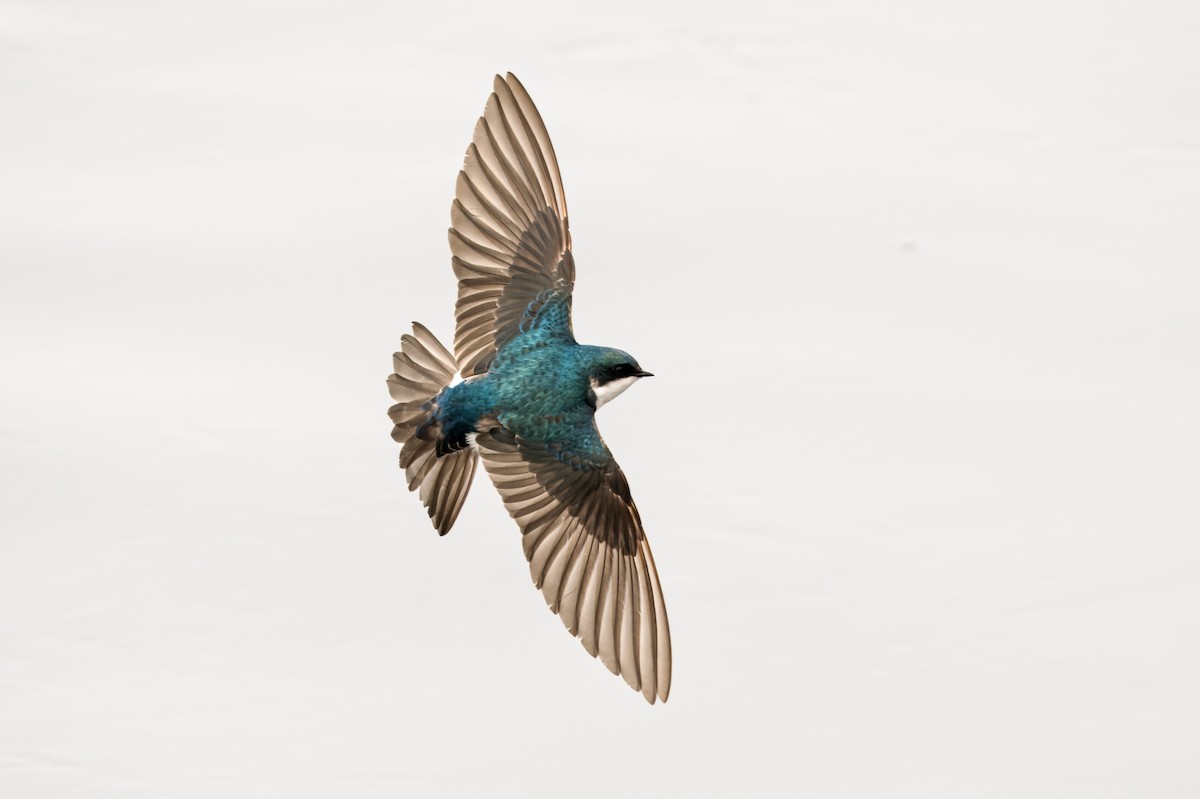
[591,375,640,410]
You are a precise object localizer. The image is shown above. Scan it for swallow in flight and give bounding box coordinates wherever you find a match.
[387,73,670,702]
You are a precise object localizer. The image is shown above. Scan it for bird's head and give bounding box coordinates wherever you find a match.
[586,349,653,410]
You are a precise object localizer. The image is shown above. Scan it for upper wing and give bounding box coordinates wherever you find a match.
[450,73,576,376]
[475,424,671,703]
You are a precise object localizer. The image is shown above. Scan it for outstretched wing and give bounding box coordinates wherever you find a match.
[450,73,576,376]
[475,424,671,703]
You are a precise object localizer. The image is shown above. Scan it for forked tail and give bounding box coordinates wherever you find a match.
[387,323,478,534]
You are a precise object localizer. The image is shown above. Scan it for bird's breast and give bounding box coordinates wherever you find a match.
[589,375,640,410]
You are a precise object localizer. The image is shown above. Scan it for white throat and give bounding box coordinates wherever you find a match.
[591,375,640,410]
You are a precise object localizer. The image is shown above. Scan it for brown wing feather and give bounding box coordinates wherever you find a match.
[475,426,671,703]
[449,74,574,376]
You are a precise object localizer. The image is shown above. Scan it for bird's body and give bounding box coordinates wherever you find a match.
[388,74,670,703]
[430,291,644,451]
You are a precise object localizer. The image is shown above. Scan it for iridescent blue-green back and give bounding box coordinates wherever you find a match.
[433,290,623,448]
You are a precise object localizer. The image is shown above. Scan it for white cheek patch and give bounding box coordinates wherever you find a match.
[591,375,640,409]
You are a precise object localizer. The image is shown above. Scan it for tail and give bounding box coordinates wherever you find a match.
[387,322,478,535]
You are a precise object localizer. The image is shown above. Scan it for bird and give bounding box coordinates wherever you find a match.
[387,73,671,703]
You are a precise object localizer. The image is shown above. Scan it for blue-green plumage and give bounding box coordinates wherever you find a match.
[427,291,647,455]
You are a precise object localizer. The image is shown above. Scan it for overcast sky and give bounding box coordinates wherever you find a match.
[3,1,1199,797]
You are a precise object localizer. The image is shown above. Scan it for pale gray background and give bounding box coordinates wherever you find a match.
[2,1,1198,796]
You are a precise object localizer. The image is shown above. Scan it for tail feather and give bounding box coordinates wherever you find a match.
[388,322,478,534]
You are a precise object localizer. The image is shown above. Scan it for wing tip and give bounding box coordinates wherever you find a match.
[643,687,669,705]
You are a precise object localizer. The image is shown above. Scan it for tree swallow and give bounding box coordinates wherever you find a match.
[387,74,670,703]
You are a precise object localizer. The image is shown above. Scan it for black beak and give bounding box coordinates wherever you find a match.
[635,370,654,378]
